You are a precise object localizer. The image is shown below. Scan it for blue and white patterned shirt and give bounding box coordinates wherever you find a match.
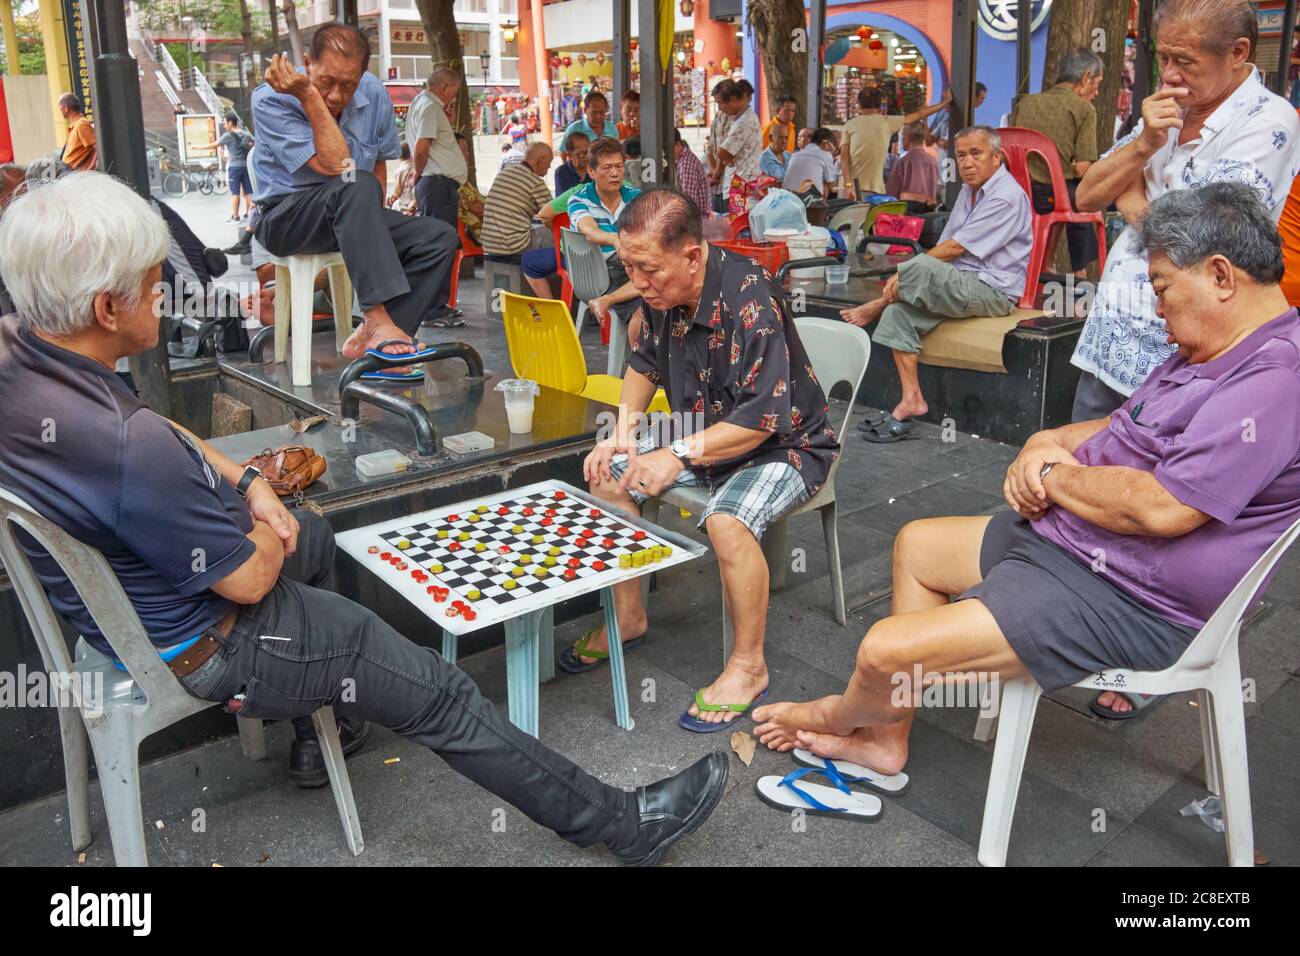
[1072,67,1300,395]
[251,70,401,204]
[567,180,640,260]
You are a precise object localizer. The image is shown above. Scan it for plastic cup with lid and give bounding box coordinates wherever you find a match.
[496,378,540,434]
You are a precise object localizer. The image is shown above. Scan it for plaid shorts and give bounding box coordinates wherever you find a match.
[609,434,808,541]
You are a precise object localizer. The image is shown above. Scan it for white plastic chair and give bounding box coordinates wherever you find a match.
[642,318,871,661]
[0,488,364,865]
[271,252,354,387]
[560,227,620,372]
[245,146,353,388]
[828,205,873,251]
[976,516,1300,867]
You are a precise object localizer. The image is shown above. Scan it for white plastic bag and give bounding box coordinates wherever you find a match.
[748,188,808,242]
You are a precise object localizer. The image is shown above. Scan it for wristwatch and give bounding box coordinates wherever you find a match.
[235,465,263,498]
[668,438,692,465]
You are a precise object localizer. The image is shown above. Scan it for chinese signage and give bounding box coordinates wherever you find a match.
[1251,4,1285,36]
[65,0,93,120]
[392,28,428,45]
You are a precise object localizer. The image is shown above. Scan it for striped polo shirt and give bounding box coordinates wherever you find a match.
[566,180,640,260]
[479,163,553,257]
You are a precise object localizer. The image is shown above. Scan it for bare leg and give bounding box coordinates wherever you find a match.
[574,473,650,660]
[754,516,998,770]
[341,304,419,372]
[890,349,929,421]
[525,275,555,299]
[686,514,771,725]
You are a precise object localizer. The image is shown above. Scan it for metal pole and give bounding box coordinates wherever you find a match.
[86,0,173,415]
[806,0,826,128]
[1275,0,1297,96]
[612,0,630,111]
[1015,0,1031,102]
[946,0,977,208]
[1122,0,1155,139]
[639,0,671,187]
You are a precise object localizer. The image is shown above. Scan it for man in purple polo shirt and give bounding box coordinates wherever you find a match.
[748,183,1300,782]
[841,126,1033,442]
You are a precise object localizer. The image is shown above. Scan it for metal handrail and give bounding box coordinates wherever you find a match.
[190,67,223,117]
[155,40,185,93]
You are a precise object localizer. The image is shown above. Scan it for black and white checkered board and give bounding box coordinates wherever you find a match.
[374,490,672,611]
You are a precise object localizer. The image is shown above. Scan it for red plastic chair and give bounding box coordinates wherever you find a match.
[727,212,751,239]
[447,249,464,310]
[996,126,1107,309]
[458,219,484,258]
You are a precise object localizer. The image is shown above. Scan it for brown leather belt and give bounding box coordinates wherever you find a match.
[168,610,238,680]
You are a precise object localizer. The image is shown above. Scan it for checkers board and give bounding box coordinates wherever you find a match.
[335,480,705,635]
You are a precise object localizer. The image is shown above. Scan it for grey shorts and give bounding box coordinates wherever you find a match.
[609,434,808,542]
[961,510,1197,692]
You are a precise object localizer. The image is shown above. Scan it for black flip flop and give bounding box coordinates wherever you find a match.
[1088,691,1166,721]
[861,414,920,444]
[556,629,646,674]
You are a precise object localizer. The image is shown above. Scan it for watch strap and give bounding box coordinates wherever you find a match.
[236,466,262,498]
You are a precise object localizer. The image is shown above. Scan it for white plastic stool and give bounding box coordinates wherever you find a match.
[272,252,354,388]
[976,516,1300,867]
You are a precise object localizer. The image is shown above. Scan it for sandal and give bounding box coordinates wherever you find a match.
[677,686,769,734]
[555,628,645,674]
[860,414,919,443]
[754,763,883,822]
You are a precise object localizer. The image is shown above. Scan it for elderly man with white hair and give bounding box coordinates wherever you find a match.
[0,171,728,865]
[1071,0,1300,717]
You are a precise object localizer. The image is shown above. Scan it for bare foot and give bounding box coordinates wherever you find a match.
[687,660,770,726]
[570,615,648,664]
[839,299,887,328]
[343,320,418,373]
[890,398,928,421]
[1095,690,1134,715]
[795,725,908,776]
[752,695,854,750]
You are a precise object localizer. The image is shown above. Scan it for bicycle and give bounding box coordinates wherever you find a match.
[159,151,190,198]
[195,163,228,196]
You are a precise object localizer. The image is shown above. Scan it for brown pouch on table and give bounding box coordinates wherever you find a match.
[240,445,327,497]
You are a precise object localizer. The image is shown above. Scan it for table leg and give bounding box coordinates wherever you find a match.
[539,605,556,683]
[441,628,458,665]
[602,587,634,731]
[505,610,543,737]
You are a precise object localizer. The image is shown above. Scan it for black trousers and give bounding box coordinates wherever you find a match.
[179,510,638,850]
[415,174,460,231]
[1030,180,1097,273]
[254,172,458,338]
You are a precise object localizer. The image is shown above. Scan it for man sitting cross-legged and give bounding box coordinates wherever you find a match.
[564,189,841,732]
[251,24,459,373]
[841,125,1031,443]
[0,172,728,866]
[754,183,1300,778]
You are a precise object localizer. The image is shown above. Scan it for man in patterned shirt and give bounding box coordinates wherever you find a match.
[674,130,712,214]
[565,189,840,733]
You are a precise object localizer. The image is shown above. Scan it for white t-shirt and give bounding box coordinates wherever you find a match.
[406,89,467,184]
[782,143,838,193]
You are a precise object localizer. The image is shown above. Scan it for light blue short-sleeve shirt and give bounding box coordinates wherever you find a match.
[939,163,1033,300]
[251,70,401,203]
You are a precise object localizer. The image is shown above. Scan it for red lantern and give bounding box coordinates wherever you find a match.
[577,53,587,66]
[561,56,572,67]
[630,39,638,53]
[868,39,884,51]
[549,56,561,69]
[856,26,870,41]
[596,51,606,65]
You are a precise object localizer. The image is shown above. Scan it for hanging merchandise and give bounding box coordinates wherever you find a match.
[549,56,561,69]
[561,56,572,67]
[577,53,587,66]
[596,51,606,65]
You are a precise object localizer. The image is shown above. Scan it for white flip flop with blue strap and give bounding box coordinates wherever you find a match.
[754,765,883,822]
[792,748,910,796]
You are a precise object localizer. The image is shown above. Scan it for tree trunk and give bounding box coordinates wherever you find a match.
[281,0,303,63]
[267,0,281,56]
[1041,0,1130,155]
[414,0,477,187]
[745,0,809,129]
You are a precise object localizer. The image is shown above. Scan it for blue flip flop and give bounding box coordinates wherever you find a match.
[361,368,426,382]
[363,339,440,362]
[677,686,769,734]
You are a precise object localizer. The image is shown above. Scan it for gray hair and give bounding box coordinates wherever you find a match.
[1135,182,1283,284]
[427,66,461,92]
[1057,48,1105,85]
[953,125,1001,152]
[1153,0,1258,59]
[0,172,170,336]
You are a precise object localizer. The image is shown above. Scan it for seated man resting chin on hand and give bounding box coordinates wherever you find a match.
[752,182,1300,779]
[569,188,841,733]
[0,172,728,865]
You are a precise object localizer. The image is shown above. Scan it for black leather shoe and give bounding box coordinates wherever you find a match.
[289,716,372,789]
[222,240,251,255]
[611,752,729,866]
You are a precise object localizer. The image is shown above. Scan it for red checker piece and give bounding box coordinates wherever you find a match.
[448,541,462,551]
[602,537,615,549]
[380,551,391,560]
[592,560,606,571]
[578,528,593,538]
[396,561,409,571]
[498,545,512,553]
[368,545,379,554]
[540,517,553,526]
[445,606,460,618]
[557,526,570,536]
[555,491,567,500]
[567,558,581,569]
[589,509,601,518]
[497,506,509,515]
[447,514,459,522]
[522,507,534,516]
[632,530,647,541]
[545,508,557,517]
[563,569,577,580]
[462,609,477,622]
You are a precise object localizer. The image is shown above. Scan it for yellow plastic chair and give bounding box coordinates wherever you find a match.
[500,291,670,412]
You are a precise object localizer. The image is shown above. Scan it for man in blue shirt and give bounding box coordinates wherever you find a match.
[563,90,619,145]
[251,25,457,366]
[554,130,591,195]
[0,171,728,861]
[567,137,642,344]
